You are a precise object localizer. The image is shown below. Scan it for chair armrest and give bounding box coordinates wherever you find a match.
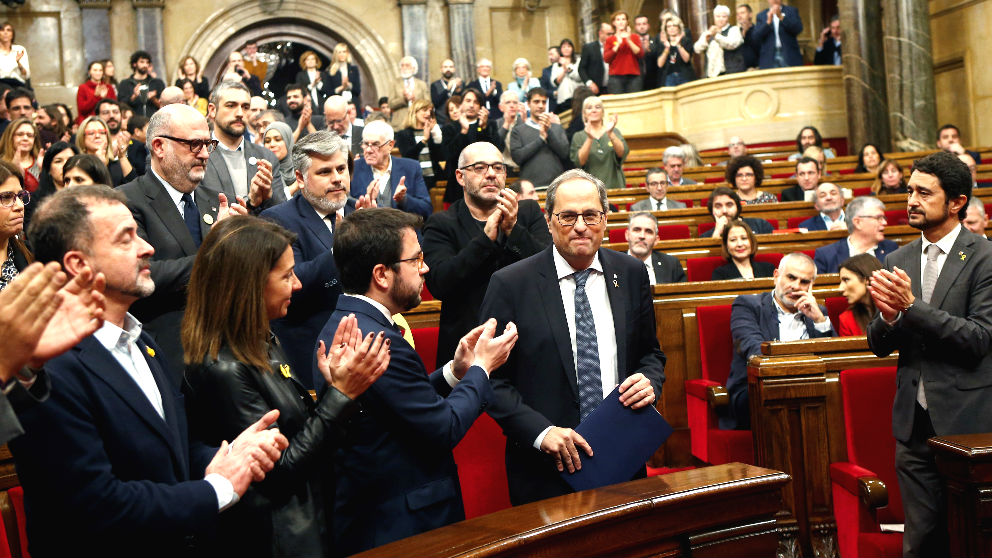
[830,462,889,510]
[685,379,720,399]
[707,385,729,408]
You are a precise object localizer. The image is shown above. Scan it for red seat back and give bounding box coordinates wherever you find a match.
[607,224,692,244]
[411,327,439,371]
[884,209,908,226]
[754,252,784,268]
[419,284,434,302]
[453,415,511,519]
[697,304,734,385]
[825,296,848,332]
[7,487,26,558]
[839,367,903,523]
[686,256,725,282]
[788,215,813,229]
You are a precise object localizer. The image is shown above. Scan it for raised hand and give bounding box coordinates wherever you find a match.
[392,176,407,204]
[316,315,390,399]
[249,159,274,207]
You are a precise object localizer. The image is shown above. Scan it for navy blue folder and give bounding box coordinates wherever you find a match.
[561,386,673,492]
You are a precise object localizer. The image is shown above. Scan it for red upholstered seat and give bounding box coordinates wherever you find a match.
[787,215,812,229]
[831,367,902,558]
[853,187,872,196]
[607,224,691,244]
[411,327,439,371]
[0,498,12,558]
[884,209,908,226]
[419,284,434,302]
[686,256,725,282]
[698,222,715,237]
[7,486,27,558]
[825,296,848,332]
[685,304,753,464]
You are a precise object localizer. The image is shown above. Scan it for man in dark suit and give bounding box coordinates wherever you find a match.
[752,0,804,69]
[201,81,285,212]
[936,123,982,167]
[579,22,614,95]
[119,103,248,379]
[867,152,992,557]
[705,186,775,238]
[350,120,432,218]
[317,208,517,555]
[634,15,659,91]
[725,253,834,429]
[423,141,551,364]
[322,95,363,156]
[630,167,687,211]
[539,47,559,112]
[736,4,760,69]
[261,131,359,388]
[813,15,842,65]
[625,212,687,285]
[480,169,666,505]
[781,156,821,202]
[430,58,464,126]
[814,196,900,273]
[799,182,847,231]
[465,58,503,121]
[12,185,286,556]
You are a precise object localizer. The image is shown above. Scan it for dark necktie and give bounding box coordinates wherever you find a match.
[180,193,202,248]
[573,269,602,421]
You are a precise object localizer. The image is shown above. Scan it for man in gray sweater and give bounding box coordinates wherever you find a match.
[510,88,569,188]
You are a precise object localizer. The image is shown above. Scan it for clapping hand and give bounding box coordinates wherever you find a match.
[316,314,390,399]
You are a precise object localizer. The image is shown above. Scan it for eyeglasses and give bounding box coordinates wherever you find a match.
[458,162,507,175]
[0,190,29,208]
[392,251,425,269]
[326,117,348,126]
[646,181,666,187]
[553,210,605,227]
[858,214,887,223]
[159,135,219,154]
[360,140,391,151]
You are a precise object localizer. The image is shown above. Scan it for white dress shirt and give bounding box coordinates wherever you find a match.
[774,293,832,341]
[629,251,657,285]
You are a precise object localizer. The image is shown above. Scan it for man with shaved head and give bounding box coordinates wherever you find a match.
[423,141,551,362]
[323,95,362,155]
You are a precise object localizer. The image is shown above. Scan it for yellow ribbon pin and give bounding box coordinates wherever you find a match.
[145,346,155,358]
[279,364,292,378]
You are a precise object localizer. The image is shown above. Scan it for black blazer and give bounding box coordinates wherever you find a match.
[422,198,552,363]
[813,37,841,65]
[578,41,607,90]
[395,127,445,188]
[430,79,463,125]
[295,70,333,107]
[184,341,358,556]
[480,247,666,505]
[9,333,219,555]
[648,251,687,284]
[711,259,776,281]
[325,63,361,103]
[119,173,221,379]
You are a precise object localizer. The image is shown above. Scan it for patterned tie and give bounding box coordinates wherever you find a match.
[180,193,202,248]
[921,244,941,304]
[573,269,602,421]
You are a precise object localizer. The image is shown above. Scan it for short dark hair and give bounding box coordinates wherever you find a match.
[94,98,120,115]
[526,87,549,102]
[937,123,960,140]
[645,166,667,183]
[796,155,821,172]
[461,87,484,106]
[377,96,389,106]
[6,87,34,107]
[28,185,127,266]
[126,115,148,135]
[725,155,764,189]
[284,83,306,97]
[62,154,113,188]
[911,151,973,221]
[796,125,823,153]
[129,50,152,68]
[707,186,742,217]
[856,143,882,173]
[333,208,423,294]
[739,4,752,13]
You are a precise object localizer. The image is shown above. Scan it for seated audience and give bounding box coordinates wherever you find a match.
[726,154,775,205]
[712,219,775,280]
[800,182,846,231]
[507,58,541,101]
[725,253,834,429]
[781,156,821,202]
[0,159,30,290]
[604,11,644,93]
[75,115,134,187]
[76,61,117,123]
[871,158,908,195]
[706,186,774,238]
[631,167,685,211]
[262,121,299,199]
[183,215,388,557]
[625,211,687,285]
[656,15,696,86]
[663,145,697,186]
[963,195,989,237]
[814,196,899,273]
[351,120,432,218]
[936,123,981,165]
[0,118,39,192]
[719,135,748,166]
[394,99,444,190]
[680,142,704,168]
[174,55,210,99]
[787,125,836,161]
[569,96,629,189]
[835,253,883,336]
[693,5,745,78]
[62,153,113,187]
[855,143,882,175]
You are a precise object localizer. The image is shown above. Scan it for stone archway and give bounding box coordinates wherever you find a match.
[178,0,396,104]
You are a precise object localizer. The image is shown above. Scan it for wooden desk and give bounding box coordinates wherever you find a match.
[928,433,992,557]
[353,463,790,558]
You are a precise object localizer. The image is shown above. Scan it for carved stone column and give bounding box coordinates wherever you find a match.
[840,0,891,152]
[131,0,166,75]
[881,0,936,151]
[447,0,475,87]
[577,0,596,45]
[687,0,714,80]
[399,0,429,82]
[78,0,112,65]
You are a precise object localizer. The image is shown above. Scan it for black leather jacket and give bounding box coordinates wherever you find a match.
[184,338,357,557]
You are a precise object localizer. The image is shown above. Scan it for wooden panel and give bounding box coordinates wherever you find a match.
[930,434,992,557]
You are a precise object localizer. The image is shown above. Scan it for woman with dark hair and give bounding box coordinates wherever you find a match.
[871,158,909,195]
[178,78,207,116]
[551,42,582,114]
[836,253,883,336]
[564,85,594,142]
[395,99,444,189]
[24,141,77,227]
[295,50,332,108]
[788,125,837,161]
[62,153,113,188]
[711,219,775,280]
[0,158,31,290]
[174,55,210,99]
[443,94,462,124]
[99,59,118,87]
[855,143,882,175]
[726,154,775,204]
[53,103,75,134]
[0,118,40,192]
[76,61,117,123]
[182,215,389,557]
[0,22,28,88]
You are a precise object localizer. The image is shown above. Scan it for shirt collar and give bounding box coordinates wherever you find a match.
[821,210,845,224]
[552,246,603,280]
[212,131,243,153]
[150,167,187,209]
[922,223,963,255]
[93,313,144,353]
[772,291,799,317]
[344,294,395,326]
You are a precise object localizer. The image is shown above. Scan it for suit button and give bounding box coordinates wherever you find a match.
[480,402,488,411]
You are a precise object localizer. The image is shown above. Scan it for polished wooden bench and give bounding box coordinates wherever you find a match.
[353,463,790,558]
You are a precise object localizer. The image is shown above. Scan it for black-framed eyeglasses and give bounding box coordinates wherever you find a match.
[458,162,507,175]
[360,140,391,150]
[391,251,425,269]
[159,135,219,154]
[0,190,29,208]
[553,210,605,227]
[857,214,887,222]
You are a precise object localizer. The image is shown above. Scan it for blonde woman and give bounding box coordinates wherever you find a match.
[657,15,696,86]
[74,115,133,186]
[328,43,362,104]
[569,96,629,189]
[507,58,540,102]
[0,118,40,191]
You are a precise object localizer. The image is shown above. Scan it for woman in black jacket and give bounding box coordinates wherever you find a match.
[711,219,775,280]
[182,216,389,556]
[395,99,444,189]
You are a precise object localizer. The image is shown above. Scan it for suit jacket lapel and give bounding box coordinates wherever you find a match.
[143,176,198,255]
[194,186,220,238]
[243,145,259,187]
[761,292,780,341]
[900,238,924,299]
[205,154,232,198]
[135,335,188,477]
[297,195,334,250]
[536,248,579,399]
[601,250,629,377]
[929,232,974,308]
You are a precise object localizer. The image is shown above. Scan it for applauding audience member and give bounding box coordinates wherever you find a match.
[570,96,629,189]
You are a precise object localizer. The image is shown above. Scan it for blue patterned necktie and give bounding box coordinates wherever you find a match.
[573,269,602,421]
[180,193,202,248]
